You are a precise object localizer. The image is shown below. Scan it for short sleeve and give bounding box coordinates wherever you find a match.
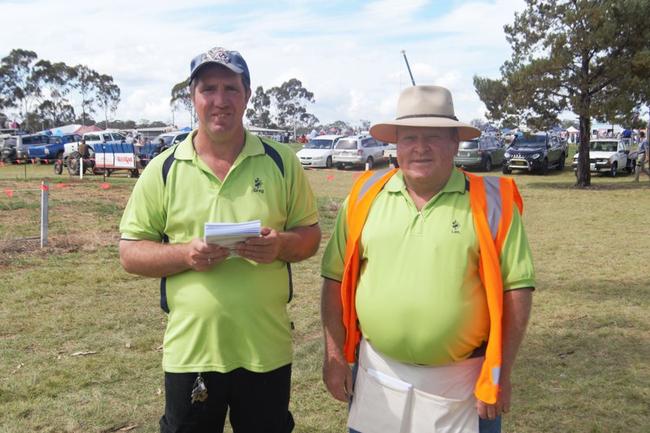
[284,151,319,229]
[320,197,350,282]
[499,208,536,290]
[119,163,166,241]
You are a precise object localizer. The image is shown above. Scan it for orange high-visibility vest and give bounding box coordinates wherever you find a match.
[339,168,523,404]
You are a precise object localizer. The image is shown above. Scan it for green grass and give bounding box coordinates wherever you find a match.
[1,163,649,432]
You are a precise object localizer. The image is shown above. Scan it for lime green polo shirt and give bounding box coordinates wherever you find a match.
[321,168,535,366]
[120,130,319,373]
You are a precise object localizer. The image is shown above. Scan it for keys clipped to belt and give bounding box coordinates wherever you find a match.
[191,373,208,404]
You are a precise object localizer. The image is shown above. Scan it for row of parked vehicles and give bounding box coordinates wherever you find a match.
[0,130,189,176]
[454,132,639,176]
[297,134,394,169]
[297,131,640,177]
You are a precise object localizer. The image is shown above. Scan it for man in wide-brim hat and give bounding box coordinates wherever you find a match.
[321,85,535,433]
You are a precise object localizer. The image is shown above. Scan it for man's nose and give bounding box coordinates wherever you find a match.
[211,88,229,106]
[412,137,431,152]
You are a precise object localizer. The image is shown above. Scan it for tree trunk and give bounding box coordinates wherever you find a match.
[577,114,591,187]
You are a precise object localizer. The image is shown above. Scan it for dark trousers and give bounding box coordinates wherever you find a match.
[160,364,294,433]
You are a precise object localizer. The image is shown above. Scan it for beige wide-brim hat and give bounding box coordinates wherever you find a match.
[370,85,481,143]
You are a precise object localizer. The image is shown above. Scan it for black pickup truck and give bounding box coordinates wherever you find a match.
[502,133,567,175]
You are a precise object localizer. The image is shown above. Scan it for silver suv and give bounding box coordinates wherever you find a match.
[332,135,387,169]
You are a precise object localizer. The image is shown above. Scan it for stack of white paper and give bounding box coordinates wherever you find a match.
[204,220,261,247]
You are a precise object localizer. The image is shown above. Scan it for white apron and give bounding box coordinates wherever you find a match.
[348,339,482,433]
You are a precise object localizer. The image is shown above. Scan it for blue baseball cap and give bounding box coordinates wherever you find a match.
[189,46,250,88]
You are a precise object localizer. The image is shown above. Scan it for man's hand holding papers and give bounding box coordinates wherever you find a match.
[186,238,230,272]
[203,220,281,265]
[233,227,282,264]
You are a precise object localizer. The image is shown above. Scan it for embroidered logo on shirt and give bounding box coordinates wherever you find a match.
[451,219,461,234]
[253,177,264,193]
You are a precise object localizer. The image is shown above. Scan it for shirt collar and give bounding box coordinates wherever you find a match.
[385,167,467,194]
[174,129,265,161]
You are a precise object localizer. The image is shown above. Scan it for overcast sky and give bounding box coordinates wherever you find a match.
[1,0,526,129]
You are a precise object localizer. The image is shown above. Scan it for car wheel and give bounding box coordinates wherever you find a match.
[502,164,512,174]
[557,154,565,170]
[336,163,344,170]
[610,162,617,177]
[483,157,492,172]
[326,156,333,168]
[540,158,549,175]
[129,169,140,178]
[366,156,374,170]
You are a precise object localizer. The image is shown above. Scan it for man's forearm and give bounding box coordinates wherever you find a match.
[501,288,533,380]
[278,224,321,262]
[321,278,346,359]
[119,239,190,278]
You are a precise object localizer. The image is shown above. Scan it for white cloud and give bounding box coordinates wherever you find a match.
[0,0,526,127]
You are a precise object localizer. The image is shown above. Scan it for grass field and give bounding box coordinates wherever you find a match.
[1,159,649,433]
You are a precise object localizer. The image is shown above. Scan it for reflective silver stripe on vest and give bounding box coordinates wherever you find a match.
[482,176,502,239]
[355,168,392,206]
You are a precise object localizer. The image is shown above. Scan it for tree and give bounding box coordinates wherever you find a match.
[37,100,75,129]
[0,49,42,130]
[170,79,194,127]
[560,119,577,130]
[246,86,274,128]
[268,79,316,131]
[72,65,100,126]
[32,60,76,127]
[473,76,521,129]
[96,74,121,127]
[323,120,351,134]
[477,0,650,187]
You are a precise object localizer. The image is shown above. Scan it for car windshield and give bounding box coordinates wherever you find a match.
[335,139,357,150]
[514,135,547,147]
[589,141,617,152]
[459,140,479,150]
[305,139,334,149]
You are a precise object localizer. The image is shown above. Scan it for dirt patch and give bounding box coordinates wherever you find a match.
[0,231,119,267]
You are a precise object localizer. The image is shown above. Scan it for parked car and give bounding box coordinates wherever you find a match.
[296,134,344,168]
[3,134,50,163]
[332,135,388,169]
[28,134,82,162]
[571,138,635,177]
[138,131,190,166]
[1,136,18,163]
[502,132,567,174]
[454,135,505,171]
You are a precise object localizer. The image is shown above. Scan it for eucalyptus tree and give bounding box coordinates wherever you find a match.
[474,0,650,186]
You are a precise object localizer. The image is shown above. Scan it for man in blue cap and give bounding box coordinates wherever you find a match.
[119,47,321,432]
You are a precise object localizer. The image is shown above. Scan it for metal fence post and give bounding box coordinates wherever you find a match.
[40,180,48,247]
